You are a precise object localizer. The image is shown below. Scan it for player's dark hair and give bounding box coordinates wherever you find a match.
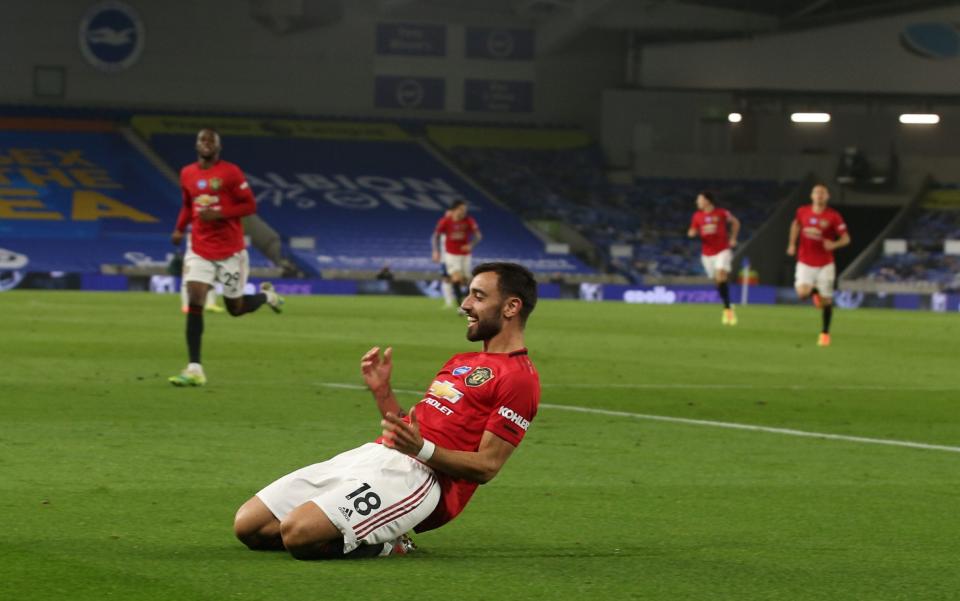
[699,190,716,204]
[812,182,830,190]
[450,200,466,209]
[472,262,538,326]
[197,127,221,142]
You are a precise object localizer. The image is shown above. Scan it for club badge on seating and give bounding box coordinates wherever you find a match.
[465,367,494,387]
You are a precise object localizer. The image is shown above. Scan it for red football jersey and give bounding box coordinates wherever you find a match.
[175,160,256,260]
[435,215,479,256]
[795,205,848,267]
[378,349,540,532]
[690,208,733,256]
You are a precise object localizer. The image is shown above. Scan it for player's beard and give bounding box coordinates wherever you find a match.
[465,307,502,342]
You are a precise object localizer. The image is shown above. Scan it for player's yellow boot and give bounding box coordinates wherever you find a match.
[205,303,225,313]
[722,308,737,326]
[817,332,831,347]
[169,365,207,387]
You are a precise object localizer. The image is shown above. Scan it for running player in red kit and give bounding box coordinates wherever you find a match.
[432,200,482,306]
[168,129,283,386]
[233,262,539,559]
[787,183,850,347]
[688,191,741,325]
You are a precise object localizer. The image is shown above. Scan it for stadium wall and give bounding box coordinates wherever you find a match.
[601,89,960,183]
[638,6,960,95]
[1,0,621,129]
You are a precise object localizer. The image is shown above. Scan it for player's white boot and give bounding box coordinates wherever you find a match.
[378,533,417,557]
[259,282,285,313]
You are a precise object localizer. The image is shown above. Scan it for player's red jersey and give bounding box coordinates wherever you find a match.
[377,349,539,532]
[690,208,733,256]
[435,215,479,256]
[795,205,848,267]
[175,160,257,260]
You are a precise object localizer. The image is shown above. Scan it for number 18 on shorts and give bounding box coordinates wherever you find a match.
[255,443,441,553]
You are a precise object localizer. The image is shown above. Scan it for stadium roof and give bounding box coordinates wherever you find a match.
[379,0,959,51]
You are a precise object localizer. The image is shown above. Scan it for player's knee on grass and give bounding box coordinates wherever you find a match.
[280,502,342,560]
[234,497,282,550]
[223,297,244,317]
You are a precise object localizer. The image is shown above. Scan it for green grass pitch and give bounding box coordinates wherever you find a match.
[1,291,958,600]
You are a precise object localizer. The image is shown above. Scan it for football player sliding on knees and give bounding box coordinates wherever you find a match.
[787,183,850,347]
[168,128,284,387]
[233,262,540,559]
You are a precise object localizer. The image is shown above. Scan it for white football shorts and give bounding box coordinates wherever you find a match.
[795,261,836,298]
[443,253,472,279]
[256,443,440,554]
[183,248,249,299]
[701,249,733,279]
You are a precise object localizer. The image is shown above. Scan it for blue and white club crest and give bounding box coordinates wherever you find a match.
[79,1,145,72]
[452,366,472,376]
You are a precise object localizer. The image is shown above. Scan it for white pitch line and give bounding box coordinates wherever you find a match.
[316,382,960,455]
[542,383,959,392]
[319,381,958,393]
[540,403,960,454]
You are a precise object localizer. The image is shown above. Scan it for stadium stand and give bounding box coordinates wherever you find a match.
[132,116,593,277]
[863,189,960,288]
[433,126,788,282]
[0,119,275,274]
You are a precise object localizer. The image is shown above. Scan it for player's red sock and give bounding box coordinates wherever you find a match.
[186,304,204,363]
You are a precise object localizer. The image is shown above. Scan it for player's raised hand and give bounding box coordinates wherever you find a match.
[361,346,393,392]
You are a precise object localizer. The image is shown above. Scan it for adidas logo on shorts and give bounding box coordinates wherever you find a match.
[338,506,354,521]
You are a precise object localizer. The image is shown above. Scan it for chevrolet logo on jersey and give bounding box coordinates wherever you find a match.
[428,380,463,403]
[194,194,218,207]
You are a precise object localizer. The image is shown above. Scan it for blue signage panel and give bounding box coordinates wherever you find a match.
[376,23,446,56]
[143,132,594,275]
[464,79,533,113]
[374,76,445,110]
[598,285,778,305]
[465,27,535,60]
